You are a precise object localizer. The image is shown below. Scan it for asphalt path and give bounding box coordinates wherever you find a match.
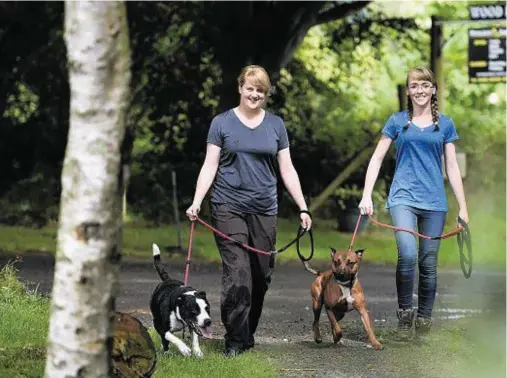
[2,252,505,378]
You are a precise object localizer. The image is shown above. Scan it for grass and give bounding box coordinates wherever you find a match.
[375,314,506,378]
[0,188,504,269]
[0,261,277,378]
[149,332,276,378]
[0,259,49,377]
[0,259,504,378]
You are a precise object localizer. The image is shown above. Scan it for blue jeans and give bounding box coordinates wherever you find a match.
[389,205,446,318]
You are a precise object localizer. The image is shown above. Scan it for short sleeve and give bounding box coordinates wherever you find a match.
[206,116,222,147]
[277,118,290,151]
[444,117,459,144]
[381,115,397,140]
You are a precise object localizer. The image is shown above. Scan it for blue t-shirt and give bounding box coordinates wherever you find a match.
[382,110,459,212]
[207,109,290,215]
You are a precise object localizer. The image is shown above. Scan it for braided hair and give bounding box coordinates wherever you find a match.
[403,66,440,132]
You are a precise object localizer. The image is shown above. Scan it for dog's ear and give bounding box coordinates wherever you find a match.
[355,249,366,259]
[329,246,336,257]
[176,296,184,306]
[197,290,207,299]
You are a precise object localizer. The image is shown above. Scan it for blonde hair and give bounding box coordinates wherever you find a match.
[237,65,272,95]
[404,66,440,131]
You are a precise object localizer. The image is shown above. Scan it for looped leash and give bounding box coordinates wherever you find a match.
[183,214,314,284]
[457,216,472,278]
[349,213,472,279]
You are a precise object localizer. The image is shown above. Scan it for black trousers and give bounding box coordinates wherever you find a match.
[211,204,276,350]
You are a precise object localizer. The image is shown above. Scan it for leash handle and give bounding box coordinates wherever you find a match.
[296,226,314,262]
[184,220,196,285]
[457,216,472,279]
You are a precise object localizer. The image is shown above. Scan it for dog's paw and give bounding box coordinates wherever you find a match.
[177,345,192,357]
[193,348,204,358]
[367,341,383,350]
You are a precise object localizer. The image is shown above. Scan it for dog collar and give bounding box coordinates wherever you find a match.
[333,273,356,288]
[334,277,353,287]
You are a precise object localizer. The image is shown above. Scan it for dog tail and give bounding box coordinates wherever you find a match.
[302,260,320,276]
[152,243,170,281]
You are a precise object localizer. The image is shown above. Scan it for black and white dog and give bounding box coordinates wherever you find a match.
[150,243,212,357]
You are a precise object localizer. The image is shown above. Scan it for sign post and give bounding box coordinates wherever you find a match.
[468,26,506,83]
[469,3,506,22]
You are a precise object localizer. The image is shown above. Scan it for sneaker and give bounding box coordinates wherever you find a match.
[396,308,414,341]
[415,317,432,336]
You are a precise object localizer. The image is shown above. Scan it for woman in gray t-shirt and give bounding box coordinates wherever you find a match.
[186,65,311,357]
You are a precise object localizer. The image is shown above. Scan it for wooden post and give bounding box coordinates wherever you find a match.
[309,135,381,214]
[172,170,181,249]
[122,187,127,221]
[431,15,445,113]
[397,84,407,111]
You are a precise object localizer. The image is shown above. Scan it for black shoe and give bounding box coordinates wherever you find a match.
[245,335,255,350]
[223,347,244,358]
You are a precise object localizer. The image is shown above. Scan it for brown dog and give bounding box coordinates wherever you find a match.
[303,247,383,350]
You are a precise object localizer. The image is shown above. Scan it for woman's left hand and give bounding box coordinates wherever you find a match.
[300,212,312,231]
[458,208,469,225]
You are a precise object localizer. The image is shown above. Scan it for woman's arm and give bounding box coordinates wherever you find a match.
[186,143,221,218]
[277,148,307,210]
[444,142,469,223]
[277,148,311,229]
[359,136,392,215]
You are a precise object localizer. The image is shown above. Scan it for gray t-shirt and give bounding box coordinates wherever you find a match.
[207,109,290,215]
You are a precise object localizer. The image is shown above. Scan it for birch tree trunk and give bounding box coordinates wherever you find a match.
[44,2,132,377]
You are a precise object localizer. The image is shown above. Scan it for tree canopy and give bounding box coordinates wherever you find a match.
[0,1,504,225]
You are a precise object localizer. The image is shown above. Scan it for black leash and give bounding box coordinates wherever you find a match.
[457,216,472,279]
[271,224,314,262]
[273,210,314,261]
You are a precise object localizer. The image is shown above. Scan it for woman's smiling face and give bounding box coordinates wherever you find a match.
[407,80,435,108]
[239,77,266,111]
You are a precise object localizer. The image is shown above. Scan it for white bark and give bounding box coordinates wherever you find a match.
[44,2,131,377]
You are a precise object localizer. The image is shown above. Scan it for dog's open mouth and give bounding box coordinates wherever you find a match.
[191,322,213,339]
[199,325,213,339]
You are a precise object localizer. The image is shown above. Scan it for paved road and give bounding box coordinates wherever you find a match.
[2,252,505,377]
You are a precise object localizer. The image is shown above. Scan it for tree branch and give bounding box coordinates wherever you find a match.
[314,1,372,26]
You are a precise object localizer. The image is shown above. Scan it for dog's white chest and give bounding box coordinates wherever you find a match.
[338,284,355,312]
[170,311,185,332]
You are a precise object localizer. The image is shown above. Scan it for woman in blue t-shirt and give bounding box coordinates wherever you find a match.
[358,66,469,340]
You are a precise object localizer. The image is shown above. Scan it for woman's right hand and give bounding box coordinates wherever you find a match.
[358,196,374,215]
[185,203,201,221]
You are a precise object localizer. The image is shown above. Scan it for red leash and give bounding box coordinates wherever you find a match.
[183,217,273,285]
[348,214,464,251]
[183,220,196,285]
[183,216,313,285]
